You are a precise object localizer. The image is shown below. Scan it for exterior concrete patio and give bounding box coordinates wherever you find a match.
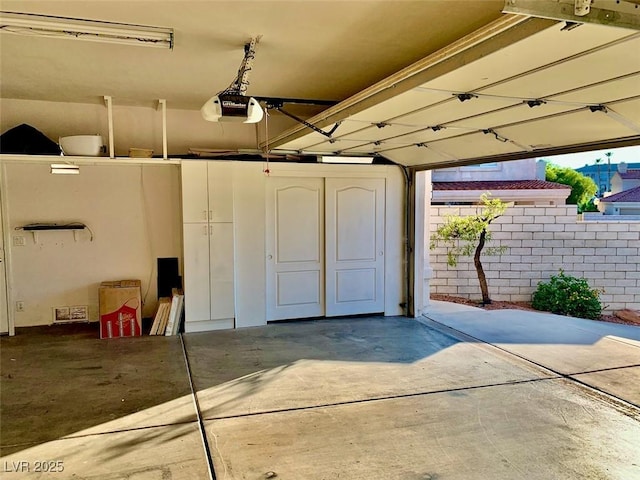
[1,309,639,479]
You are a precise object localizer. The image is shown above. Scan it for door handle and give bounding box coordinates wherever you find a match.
[267,255,273,260]
[202,210,208,221]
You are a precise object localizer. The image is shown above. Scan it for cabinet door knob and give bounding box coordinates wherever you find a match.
[267,254,273,260]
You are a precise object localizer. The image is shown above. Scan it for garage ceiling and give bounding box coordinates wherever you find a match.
[0,1,505,109]
[1,1,639,168]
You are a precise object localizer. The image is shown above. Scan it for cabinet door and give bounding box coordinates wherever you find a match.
[209,223,235,319]
[208,162,234,222]
[183,223,211,322]
[181,161,209,223]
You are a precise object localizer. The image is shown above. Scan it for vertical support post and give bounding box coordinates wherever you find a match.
[157,99,168,160]
[103,95,115,159]
[0,161,15,336]
[412,170,432,317]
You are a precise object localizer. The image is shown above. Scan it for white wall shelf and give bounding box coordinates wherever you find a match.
[0,154,181,166]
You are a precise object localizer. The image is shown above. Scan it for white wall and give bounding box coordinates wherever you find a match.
[0,98,295,157]
[2,155,405,330]
[3,160,182,326]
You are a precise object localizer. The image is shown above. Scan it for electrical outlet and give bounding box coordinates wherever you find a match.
[13,236,26,247]
[16,301,24,312]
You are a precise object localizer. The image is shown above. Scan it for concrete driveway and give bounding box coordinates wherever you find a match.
[423,300,640,407]
[1,307,639,479]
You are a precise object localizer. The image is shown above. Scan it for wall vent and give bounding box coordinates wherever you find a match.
[53,305,89,323]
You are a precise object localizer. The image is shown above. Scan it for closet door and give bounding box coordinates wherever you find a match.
[266,178,324,321]
[325,178,385,317]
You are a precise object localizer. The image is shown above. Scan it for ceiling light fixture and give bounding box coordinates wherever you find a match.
[319,156,374,164]
[0,11,173,49]
[51,164,79,175]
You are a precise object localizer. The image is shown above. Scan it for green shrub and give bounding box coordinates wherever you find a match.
[532,270,603,320]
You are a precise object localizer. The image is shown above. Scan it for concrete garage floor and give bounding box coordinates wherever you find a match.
[1,308,639,479]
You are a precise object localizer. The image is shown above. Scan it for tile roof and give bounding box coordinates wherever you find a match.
[601,185,640,203]
[432,180,571,191]
[619,170,640,180]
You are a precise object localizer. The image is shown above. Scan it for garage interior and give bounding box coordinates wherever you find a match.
[1,1,640,478]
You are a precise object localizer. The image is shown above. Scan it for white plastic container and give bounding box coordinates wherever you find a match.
[59,135,104,156]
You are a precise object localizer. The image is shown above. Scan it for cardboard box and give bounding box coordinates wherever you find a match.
[99,280,142,339]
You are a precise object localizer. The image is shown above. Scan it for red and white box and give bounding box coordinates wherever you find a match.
[99,280,142,339]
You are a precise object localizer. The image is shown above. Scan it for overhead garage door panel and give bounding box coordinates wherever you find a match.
[482,38,640,99]
[397,96,521,128]
[301,138,366,154]
[446,102,575,130]
[381,126,470,147]
[271,20,640,167]
[606,97,640,126]
[336,123,426,143]
[429,131,523,159]
[424,23,635,94]
[499,110,638,149]
[551,73,640,104]
[347,89,452,123]
[275,131,339,152]
[381,145,455,168]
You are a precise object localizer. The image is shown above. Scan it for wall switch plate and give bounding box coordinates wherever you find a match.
[15,301,24,312]
[13,236,25,247]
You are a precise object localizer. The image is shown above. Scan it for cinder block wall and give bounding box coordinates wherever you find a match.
[429,205,640,312]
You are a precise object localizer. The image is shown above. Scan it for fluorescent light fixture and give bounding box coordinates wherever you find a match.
[0,11,173,49]
[319,156,374,164]
[51,164,79,175]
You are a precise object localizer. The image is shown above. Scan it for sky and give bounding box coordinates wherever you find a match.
[539,145,640,169]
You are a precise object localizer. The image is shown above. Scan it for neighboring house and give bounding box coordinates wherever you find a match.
[597,162,640,216]
[576,162,640,196]
[610,163,640,193]
[597,186,640,216]
[432,158,570,205]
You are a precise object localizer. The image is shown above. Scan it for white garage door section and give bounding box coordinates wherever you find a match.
[266,178,325,321]
[325,178,385,317]
[266,177,386,321]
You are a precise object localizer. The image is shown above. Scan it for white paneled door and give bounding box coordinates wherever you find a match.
[325,178,385,316]
[266,176,385,321]
[266,178,325,321]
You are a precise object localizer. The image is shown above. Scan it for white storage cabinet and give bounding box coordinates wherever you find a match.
[181,161,235,332]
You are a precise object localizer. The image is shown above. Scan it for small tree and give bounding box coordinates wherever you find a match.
[430,194,508,304]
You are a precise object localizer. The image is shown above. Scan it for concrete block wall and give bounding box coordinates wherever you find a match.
[429,204,640,312]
